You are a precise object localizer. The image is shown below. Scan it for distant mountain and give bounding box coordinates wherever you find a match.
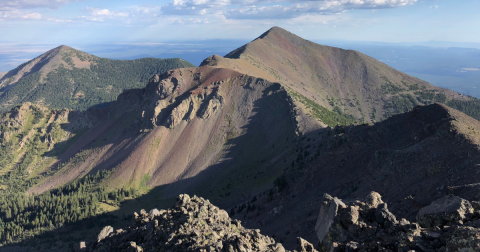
[0,45,195,112]
[204,27,480,123]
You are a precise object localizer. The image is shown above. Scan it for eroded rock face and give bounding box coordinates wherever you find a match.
[417,195,474,228]
[87,194,316,252]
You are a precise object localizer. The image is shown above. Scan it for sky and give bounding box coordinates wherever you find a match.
[0,0,479,45]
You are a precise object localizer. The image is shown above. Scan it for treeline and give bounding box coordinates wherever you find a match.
[289,90,357,126]
[0,170,138,244]
[447,97,480,121]
[0,57,194,112]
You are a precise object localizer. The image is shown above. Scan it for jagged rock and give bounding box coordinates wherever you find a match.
[296,238,317,252]
[339,205,359,227]
[365,191,383,209]
[316,192,428,251]
[177,194,190,206]
[314,193,346,242]
[97,226,113,242]
[148,208,160,217]
[199,97,222,119]
[87,194,310,252]
[375,203,398,228]
[417,195,474,228]
[446,226,480,251]
[315,192,480,252]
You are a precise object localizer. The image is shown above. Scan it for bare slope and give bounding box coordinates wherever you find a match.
[230,103,480,248]
[202,27,464,123]
[0,45,195,112]
[27,66,310,206]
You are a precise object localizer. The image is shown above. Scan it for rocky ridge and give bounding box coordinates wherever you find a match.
[85,194,317,252]
[317,192,480,252]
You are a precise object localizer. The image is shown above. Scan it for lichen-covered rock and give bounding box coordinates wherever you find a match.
[446,226,480,252]
[417,195,474,228]
[87,194,310,252]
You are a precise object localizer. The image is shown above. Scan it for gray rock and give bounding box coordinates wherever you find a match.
[177,194,191,206]
[417,195,474,228]
[339,205,359,227]
[97,225,113,242]
[465,219,480,228]
[297,237,318,252]
[375,203,398,228]
[471,201,480,211]
[446,226,480,252]
[422,230,441,239]
[149,208,161,217]
[365,191,383,208]
[315,193,346,242]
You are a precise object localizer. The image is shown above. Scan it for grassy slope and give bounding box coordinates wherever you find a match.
[223,27,469,123]
[0,46,195,112]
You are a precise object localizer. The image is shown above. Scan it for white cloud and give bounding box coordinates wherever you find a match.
[161,0,417,19]
[0,9,42,20]
[0,0,84,10]
[80,7,129,22]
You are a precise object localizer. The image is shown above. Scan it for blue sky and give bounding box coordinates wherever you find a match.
[0,0,479,45]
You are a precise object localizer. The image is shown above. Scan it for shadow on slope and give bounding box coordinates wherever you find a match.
[3,80,302,251]
[231,103,480,249]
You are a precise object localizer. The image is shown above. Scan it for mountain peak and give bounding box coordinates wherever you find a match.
[47,45,76,56]
[257,26,291,39]
[56,45,74,51]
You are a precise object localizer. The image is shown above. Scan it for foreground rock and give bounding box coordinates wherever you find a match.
[316,192,480,252]
[86,194,317,252]
[417,195,474,228]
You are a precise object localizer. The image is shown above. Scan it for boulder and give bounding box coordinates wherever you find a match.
[149,208,161,217]
[365,191,383,208]
[314,193,346,242]
[417,195,474,228]
[97,225,113,242]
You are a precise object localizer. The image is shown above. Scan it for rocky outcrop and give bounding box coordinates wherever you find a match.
[417,195,474,228]
[86,194,317,252]
[316,192,480,252]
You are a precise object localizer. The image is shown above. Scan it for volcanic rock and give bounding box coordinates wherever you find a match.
[417,195,474,228]
[87,194,316,252]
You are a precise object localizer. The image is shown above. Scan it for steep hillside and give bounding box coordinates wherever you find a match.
[26,66,310,202]
[203,27,474,123]
[3,27,480,249]
[229,103,480,248]
[0,45,195,112]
